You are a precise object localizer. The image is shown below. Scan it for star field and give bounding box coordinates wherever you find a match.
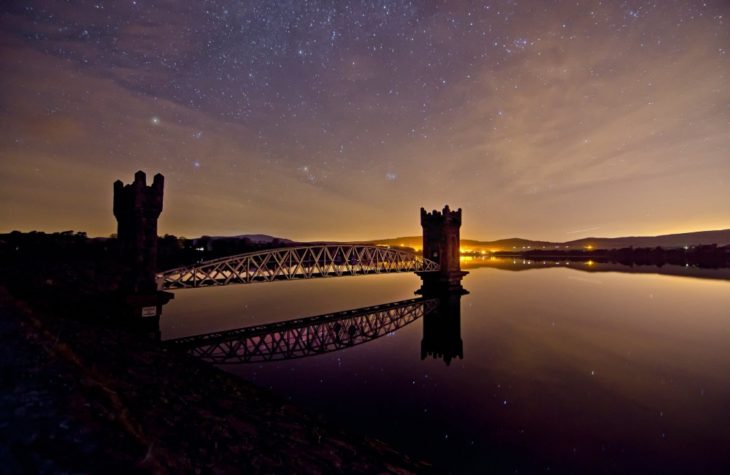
[0,1,728,240]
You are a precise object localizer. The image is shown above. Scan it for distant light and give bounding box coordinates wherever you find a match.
[150,116,161,125]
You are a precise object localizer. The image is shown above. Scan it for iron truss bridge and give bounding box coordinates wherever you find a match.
[164,298,437,364]
[158,244,439,289]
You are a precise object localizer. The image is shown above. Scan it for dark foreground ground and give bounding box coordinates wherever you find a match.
[0,286,429,474]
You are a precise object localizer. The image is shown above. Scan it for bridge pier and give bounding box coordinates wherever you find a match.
[417,205,468,295]
[113,170,173,326]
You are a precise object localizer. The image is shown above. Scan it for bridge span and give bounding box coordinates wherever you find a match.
[158,244,439,290]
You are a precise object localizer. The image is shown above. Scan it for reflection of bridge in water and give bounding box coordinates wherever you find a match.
[165,293,464,365]
[165,298,437,363]
[159,245,440,290]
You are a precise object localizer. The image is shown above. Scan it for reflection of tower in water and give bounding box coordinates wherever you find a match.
[421,292,464,365]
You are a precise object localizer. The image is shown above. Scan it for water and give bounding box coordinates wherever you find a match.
[162,261,730,474]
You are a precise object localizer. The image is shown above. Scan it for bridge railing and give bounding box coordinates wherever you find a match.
[158,244,439,289]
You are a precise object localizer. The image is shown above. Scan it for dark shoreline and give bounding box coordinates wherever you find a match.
[0,285,430,474]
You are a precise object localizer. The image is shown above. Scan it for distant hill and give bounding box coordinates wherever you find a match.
[367,229,730,251]
[184,229,730,251]
[563,230,730,249]
[198,234,294,244]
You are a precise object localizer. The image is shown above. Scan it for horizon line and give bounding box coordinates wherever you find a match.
[2,226,730,244]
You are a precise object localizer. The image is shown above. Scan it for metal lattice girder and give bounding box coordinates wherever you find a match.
[164,298,438,364]
[158,245,440,289]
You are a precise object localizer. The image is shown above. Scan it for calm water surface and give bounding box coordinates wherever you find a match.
[162,262,730,474]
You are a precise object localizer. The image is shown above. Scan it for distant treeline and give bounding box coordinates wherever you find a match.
[157,234,297,269]
[0,231,114,270]
[496,245,730,268]
[0,231,298,284]
[0,231,304,311]
[0,231,123,306]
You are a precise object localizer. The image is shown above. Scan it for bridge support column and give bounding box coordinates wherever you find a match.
[421,292,463,365]
[113,170,173,326]
[417,205,468,294]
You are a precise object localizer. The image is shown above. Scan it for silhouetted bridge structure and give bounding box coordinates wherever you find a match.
[111,171,469,364]
[112,171,467,324]
[165,298,438,363]
[159,244,439,290]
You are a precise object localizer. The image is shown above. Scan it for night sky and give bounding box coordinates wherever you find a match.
[1,1,728,241]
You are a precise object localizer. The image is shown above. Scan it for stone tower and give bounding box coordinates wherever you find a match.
[113,170,164,294]
[419,205,468,293]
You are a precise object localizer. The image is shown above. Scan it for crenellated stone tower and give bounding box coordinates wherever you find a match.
[113,171,172,324]
[418,205,468,294]
[114,170,164,293]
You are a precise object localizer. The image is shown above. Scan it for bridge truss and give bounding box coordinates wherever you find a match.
[159,244,439,289]
[164,298,437,364]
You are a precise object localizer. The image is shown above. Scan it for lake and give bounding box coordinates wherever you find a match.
[161,260,730,474]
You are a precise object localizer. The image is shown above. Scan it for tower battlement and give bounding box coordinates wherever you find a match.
[420,205,462,227]
[113,170,164,219]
